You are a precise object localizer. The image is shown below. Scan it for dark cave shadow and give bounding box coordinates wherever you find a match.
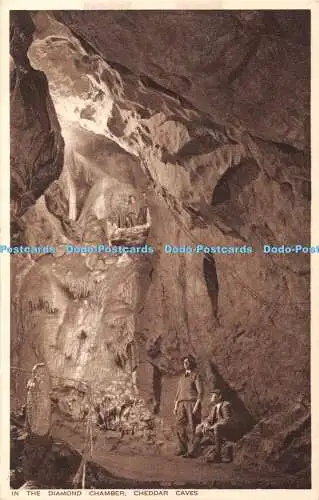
[208,360,256,440]
[152,365,162,414]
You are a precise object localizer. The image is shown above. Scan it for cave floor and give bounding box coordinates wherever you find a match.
[51,422,309,489]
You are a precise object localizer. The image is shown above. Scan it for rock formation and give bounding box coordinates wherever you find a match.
[10,10,310,486]
[10,12,65,244]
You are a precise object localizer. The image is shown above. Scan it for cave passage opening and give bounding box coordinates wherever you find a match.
[211,158,260,206]
[203,255,219,318]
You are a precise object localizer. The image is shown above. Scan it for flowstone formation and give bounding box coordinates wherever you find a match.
[11,166,156,445]
[10,10,310,481]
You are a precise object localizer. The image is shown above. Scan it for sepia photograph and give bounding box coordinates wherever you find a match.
[8,8,311,492]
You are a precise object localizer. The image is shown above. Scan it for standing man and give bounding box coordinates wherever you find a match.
[187,388,236,462]
[173,354,203,456]
[137,192,150,226]
[116,199,129,228]
[126,195,138,227]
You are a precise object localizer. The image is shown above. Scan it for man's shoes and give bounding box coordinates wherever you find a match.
[182,452,196,459]
[206,453,222,463]
[175,450,187,457]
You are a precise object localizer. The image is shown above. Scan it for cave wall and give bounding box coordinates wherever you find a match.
[10,10,310,465]
[10,12,65,242]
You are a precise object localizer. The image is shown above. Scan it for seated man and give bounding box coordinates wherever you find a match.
[187,389,236,462]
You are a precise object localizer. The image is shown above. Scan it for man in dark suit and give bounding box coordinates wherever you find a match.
[187,388,235,462]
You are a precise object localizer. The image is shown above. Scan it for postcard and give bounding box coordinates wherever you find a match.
[1,2,317,499]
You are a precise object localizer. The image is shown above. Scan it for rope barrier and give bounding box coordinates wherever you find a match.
[11,366,91,385]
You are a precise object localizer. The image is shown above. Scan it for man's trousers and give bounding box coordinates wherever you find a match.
[190,421,235,457]
[175,401,201,454]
